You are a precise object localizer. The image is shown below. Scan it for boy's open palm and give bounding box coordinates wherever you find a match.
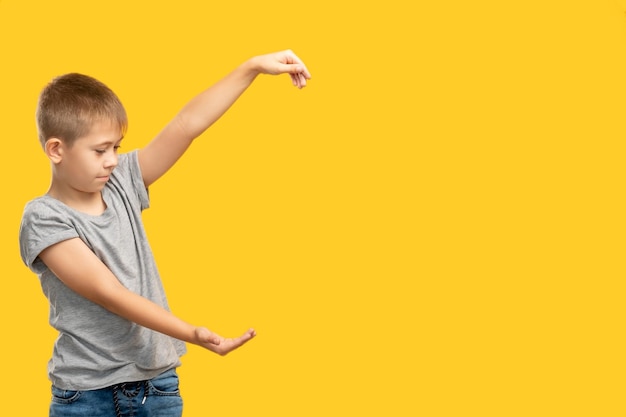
[195,327,257,356]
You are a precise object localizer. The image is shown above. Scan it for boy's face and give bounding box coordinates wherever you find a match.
[54,121,123,194]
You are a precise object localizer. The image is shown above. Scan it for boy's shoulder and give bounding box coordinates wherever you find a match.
[23,195,61,215]
[21,195,75,229]
[110,150,140,184]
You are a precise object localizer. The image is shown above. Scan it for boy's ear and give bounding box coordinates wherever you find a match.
[45,138,64,163]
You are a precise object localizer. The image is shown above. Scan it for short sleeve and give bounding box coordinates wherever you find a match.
[112,150,150,211]
[19,200,79,274]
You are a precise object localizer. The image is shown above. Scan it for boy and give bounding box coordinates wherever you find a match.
[19,50,311,417]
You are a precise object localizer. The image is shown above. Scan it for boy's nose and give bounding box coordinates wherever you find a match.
[104,152,118,168]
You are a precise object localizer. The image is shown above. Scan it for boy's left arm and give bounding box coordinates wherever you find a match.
[138,49,311,187]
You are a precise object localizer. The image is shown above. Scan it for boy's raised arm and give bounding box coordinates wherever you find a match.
[38,238,255,356]
[138,50,311,187]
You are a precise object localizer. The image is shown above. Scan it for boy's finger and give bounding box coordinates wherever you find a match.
[288,53,311,79]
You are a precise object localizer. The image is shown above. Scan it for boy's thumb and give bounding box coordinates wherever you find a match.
[279,63,303,74]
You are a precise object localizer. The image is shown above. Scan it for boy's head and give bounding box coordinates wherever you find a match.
[36,73,127,148]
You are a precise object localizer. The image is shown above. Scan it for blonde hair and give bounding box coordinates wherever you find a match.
[36,73,127,148]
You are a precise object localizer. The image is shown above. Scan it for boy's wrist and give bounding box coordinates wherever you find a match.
[243,56,262,78]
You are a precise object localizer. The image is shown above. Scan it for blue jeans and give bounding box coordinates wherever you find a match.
[49,369,183,417]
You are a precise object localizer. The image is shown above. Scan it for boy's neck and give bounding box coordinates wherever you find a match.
[47,181,107,216]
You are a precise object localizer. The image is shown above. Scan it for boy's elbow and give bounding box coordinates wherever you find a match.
[88,279,129,314]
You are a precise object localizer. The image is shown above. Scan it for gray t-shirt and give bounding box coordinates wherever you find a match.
[19,150,186,390]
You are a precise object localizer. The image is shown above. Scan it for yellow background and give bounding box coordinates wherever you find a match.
[1,1,625,415]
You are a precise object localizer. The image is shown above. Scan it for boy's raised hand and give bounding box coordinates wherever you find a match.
[251,49,312,89]
[195,327,257,356]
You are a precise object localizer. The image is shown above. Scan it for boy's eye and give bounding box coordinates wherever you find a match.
[114,145,121,151]
[95,149,106,154]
